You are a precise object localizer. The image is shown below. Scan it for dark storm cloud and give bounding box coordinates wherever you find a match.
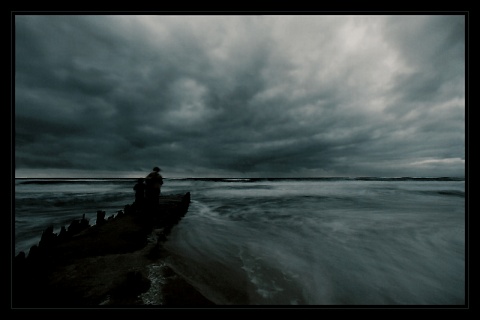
[14,15,465,178]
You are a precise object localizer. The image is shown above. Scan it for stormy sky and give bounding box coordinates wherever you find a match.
[14,15,466,178]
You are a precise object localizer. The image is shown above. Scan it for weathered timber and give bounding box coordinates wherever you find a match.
[12,192,213,307]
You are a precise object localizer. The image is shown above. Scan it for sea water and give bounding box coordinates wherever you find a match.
[13,177,466,305]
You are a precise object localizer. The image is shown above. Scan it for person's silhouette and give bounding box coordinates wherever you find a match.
[145,167,163,206]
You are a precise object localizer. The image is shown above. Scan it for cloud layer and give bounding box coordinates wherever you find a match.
[14,15,465,178]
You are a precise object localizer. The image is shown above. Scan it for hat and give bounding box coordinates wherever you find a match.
[153,167,161,172]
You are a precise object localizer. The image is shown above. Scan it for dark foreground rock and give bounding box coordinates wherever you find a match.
[12,192,215,308]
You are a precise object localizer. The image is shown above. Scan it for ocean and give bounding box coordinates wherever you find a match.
[13,177,466,306]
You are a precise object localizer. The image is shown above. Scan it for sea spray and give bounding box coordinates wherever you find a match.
[15,177,465,305]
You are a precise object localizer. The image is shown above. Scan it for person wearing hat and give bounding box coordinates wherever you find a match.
[145,167,163,205]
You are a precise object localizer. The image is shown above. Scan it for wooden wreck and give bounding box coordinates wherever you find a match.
[12,192,214,307]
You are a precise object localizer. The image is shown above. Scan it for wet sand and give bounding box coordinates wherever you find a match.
[12,193,215,308]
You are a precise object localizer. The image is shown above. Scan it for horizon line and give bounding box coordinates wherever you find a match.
[14,176,466,180]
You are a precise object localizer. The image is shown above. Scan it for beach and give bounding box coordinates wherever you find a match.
[13,192,217,307]
[13,177,466,306]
